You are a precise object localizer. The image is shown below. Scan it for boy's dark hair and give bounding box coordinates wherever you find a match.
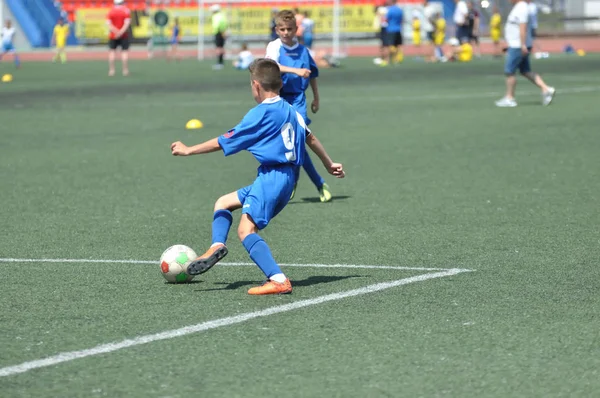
[275,10,296,26]
[248,58,282,92]
[241,42,248,50]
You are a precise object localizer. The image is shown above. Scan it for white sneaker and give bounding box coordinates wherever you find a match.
[542,87,555,106]
[495,97,518,107]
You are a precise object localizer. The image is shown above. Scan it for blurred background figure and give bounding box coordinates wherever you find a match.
[52,17,69,64]
[301,11,315,49]
[489,5,503,57]
[211,4,228,70]
[168,17,181,61]
[1,19,21,69]
[233,43,254,70]
[466,1,481,57]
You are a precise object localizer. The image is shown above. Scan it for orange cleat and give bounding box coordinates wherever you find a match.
[248,278,293,295]
[186,244,228,276]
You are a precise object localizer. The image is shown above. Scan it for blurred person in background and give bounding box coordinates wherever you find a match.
[527,0,540,54]
[52,17,69,63]
[372,5,388,65]
[412,10,422,55]
[422,0,437,62]
[294,8,305,44]
[383,0,404,65]
[489,5,502,57]
[466,1,481,57]
[107,0,131,76]
[269,8,279,42]
[453,0,469,43]
[495,0,555,107]
[0,19,21,69]
[233,43,255,70]
[211,4,228,70]
[301,10,315,49]
[168,17,181,61]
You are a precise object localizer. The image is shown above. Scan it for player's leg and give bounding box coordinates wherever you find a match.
[496,48,520,107]
[395,33,404,63]
[213,34,225,70]
[108,40,117,76]
[12,49,20,68]
[520,54,555,105]
[60,47,67,63]
[186,191,243,275]
[237,171,294,295]
[121,38,130,76]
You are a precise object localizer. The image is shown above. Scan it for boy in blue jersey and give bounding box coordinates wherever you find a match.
[383,0,404,65]
[170,58,345,295]
[266,10,332,203]
[168,17,181,61]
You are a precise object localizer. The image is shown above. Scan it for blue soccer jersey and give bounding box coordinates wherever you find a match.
[218,96,310,167]
[386,5,404,33]
[266,38,318,96]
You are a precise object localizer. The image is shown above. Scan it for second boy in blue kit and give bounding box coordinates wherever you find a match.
[266,10,332,203]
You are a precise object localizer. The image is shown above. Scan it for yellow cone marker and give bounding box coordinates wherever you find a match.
[576,49,586,57]
[186,119,203,129]
[2,74,13,83]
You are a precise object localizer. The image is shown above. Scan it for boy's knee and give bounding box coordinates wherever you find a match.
[237,215,258,241]
[237,224,253,242]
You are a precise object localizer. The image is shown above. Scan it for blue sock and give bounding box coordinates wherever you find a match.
[302,151,325,189]
[14,55,20,68]
[212,210,232,245]
[242,233,282,278]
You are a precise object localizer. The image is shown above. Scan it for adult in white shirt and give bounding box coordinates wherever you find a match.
[453,0,469,43]
[495,0,555,108]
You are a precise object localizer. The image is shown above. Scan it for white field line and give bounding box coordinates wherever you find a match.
[0,268,469,378]
[75,85,600,108]
[0,258,473,272]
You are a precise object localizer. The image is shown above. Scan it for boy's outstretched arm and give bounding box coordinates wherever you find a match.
[305,133,345,178]
[277,64,311,78]
[171,137,222,156]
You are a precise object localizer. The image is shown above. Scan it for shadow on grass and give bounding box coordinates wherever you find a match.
[288,195,352,205]
[197,274,365,292]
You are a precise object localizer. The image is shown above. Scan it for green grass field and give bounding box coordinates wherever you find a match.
[1,55,600,397]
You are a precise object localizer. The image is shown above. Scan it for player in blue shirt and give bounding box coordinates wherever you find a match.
[384,0,404,64]
[266,9,332,203]
[170,58,345,295]
[168,17,181,61]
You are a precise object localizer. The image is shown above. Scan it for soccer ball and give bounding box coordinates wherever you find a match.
[159,245,198,283]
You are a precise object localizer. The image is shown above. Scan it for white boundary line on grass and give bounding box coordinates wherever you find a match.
[0,268,470,378]
[0,258,473,272]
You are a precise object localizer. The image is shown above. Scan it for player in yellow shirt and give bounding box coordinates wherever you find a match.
[489,6,502,57]
[412,15,421,47]
[446,38,472,62]
[433,14,445,62]
[52,18,69,64]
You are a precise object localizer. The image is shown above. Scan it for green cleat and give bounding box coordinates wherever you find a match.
[290,182,297,200]
[319,183,332,203]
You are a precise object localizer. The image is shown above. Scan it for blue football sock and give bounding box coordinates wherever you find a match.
[14,55,20,68]
[242,233,282,278]
[302,151,325,189]
[212,209,232,245]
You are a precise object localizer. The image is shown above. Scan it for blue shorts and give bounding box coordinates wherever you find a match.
[281,92,311,125]
[504,48,531,75]
[237,164,297,230]
[2,43,15,53]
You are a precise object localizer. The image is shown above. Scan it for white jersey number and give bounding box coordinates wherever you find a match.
[281,123,296,162]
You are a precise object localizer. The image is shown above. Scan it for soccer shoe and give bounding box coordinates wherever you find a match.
[495,97,517,108]
[248,279,292,295]
[290,182,297,200]
[186,244,228,275]
[542,87,556,106]
[319,183,332,203]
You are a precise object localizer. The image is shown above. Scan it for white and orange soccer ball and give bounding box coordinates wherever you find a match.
[159,244,197,283]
